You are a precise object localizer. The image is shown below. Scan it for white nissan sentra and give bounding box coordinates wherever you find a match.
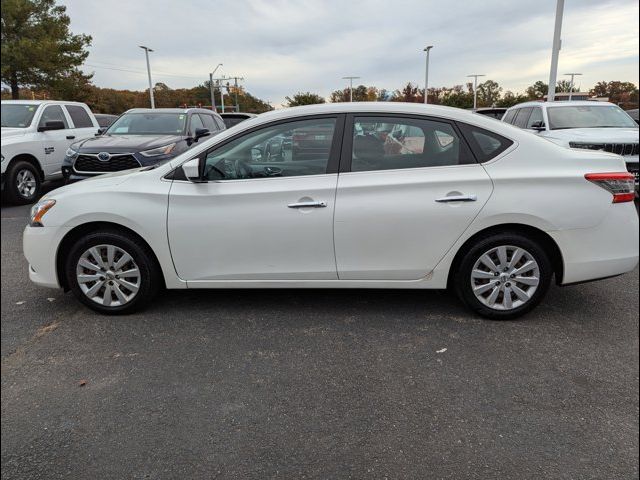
[23,103,639,319]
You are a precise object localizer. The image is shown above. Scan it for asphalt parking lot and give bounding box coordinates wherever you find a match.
[1,183,638,479]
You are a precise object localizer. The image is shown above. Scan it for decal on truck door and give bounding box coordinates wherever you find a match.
[44,147,55,155]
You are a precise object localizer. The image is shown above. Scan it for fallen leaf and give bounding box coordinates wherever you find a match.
[79,380,87,387]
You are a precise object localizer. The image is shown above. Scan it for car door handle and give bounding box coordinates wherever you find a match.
[288,201,327,208]
[66,135,75,140]
[435,194,477,203]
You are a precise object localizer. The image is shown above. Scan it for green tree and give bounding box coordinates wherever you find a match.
[284,91,326,107]
[1,0,92,98]
[525,81,548,100]
[476,79,502,107]
[496,90,529,108]
[555,79,578,93]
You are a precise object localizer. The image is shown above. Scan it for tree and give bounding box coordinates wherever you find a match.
[497,90,529,108]
[1,0,92,98]
[476,79,502,107]
[525,81,548,100]
[555,79,578,93]
[590,81,638,107]
[284,91,326,107]
[330,84,370,102]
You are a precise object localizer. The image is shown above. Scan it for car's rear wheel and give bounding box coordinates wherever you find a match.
[453,233,553,320]
[65,231,161,314]
[4,160,41,205]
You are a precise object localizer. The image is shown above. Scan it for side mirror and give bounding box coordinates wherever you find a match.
[96,128,105,136]
[37,120,65,132]
[182,158,204,182]
[193,128,210,142]
[530,121,546,131]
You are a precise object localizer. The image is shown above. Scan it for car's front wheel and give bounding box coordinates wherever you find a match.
[453,233,553,320]
[4,160,41,205]
[65,231,161,314]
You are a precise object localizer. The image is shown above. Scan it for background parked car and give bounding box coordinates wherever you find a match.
[1,100,99,204]
[94,113,119,129]
[502,101,639,194]
[62,108,225,181]
[472,107,507,120]
[219,112,257,128]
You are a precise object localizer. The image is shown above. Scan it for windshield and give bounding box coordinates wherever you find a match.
[547,105,638,130]
[1,104,39,128]
[105,112,187,135]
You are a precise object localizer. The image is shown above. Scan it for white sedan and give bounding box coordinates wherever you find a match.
[23,103,639,319]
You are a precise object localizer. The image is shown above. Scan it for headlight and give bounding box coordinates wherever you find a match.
[29,199,56,227]
[140,143,177,157]
[65,147,79,157]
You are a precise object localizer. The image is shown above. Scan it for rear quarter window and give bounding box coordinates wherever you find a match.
[457,123,514,163]
[502,110,517,124]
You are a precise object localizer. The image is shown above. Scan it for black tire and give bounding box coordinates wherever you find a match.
[3,160,41,205]
[453,232,553,320]
[65,230,161,314]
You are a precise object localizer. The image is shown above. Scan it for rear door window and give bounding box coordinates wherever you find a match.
[502,109,517,124]
[350,116,475,172]
[65,105,93,128]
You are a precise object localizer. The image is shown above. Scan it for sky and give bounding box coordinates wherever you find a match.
[61,0,639,107]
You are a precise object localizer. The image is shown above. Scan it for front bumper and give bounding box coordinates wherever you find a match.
[23,225,72,289]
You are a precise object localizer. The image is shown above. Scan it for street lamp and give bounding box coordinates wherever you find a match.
[467,74,486,110]
[139,46,155,108]
[423,45,433,104]
[564,72,582,101]
[547,0,565,102]
[209,63,222,112]
[342,76,360,102]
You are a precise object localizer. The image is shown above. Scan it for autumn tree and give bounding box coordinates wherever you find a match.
[1,0,92,98]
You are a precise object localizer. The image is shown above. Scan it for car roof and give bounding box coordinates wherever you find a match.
[219,112,258,118]
[124,107,221,116]
[508,100,617,109]
[1,99,88,106]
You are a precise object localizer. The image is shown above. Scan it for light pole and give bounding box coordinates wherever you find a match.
[564,72,582,101]
[209,63,222,112]
[467,74,486,110]
[423,45,433,104]
[547,0,565,102]
[342,76,360,102]
[139,46,155,108]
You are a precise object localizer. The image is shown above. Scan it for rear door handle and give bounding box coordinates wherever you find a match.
[435,194,477,203]
[66,135,76,140]
[288,201,327,208]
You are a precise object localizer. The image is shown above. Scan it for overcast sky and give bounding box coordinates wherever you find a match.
[62,0,639,106]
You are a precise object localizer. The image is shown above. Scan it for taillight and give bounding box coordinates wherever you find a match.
[585,172,636,203]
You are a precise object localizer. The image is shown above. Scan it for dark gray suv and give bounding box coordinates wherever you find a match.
[62,108,225,181]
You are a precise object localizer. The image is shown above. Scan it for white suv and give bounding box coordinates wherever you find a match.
[1,100,99,204]
[502,101,639,194]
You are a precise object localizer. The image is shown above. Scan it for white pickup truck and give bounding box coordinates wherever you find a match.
[1,100,100,204]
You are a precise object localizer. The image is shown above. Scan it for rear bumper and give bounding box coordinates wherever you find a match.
[550,202,639,285]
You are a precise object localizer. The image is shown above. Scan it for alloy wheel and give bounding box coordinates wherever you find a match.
[76,244,141,307]
[16,169,37,199]
[470,245,540,311]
